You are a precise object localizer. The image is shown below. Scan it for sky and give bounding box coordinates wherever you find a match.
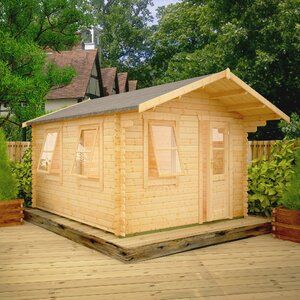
[150,0,181,23]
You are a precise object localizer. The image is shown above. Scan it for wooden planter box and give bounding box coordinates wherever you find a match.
[272,207,300,243]
[0,199,24,227]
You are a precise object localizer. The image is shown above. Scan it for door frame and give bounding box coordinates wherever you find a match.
[198,115,233,224]
[207,121,229,222]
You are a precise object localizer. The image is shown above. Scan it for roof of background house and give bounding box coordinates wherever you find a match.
[26,75,209,125]
[101,68,118,96]
[46,49,97,100]
[128,80,138,91]
[117,73,128,93]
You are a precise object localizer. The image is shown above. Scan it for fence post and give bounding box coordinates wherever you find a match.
[248,140,278,161]
[7,141,31,163]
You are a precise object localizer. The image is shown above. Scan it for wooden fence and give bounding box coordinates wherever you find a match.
[247,140,277,162]
[7,142,31,162]
[6,140,277,163]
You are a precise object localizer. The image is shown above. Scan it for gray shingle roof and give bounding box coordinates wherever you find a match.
[27,74,210,125]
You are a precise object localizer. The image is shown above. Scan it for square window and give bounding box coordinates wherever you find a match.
[38,131,60,173]
[149,124,181,177]
[72,127,100,178]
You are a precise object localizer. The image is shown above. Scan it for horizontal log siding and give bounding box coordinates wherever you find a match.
[31,91,258,236]
[32,115,116,233]
[122,94,248,235]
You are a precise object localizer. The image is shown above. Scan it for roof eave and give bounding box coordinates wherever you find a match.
[138,68,290,123]
[23,105,139,127]
[227,71,290,122]
[138,69,227,113]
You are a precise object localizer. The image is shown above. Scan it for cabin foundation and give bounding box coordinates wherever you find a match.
[25,208,271,263]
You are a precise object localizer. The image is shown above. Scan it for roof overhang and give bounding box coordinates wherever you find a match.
[23,68,289,127]
[138,68,290,122]
[22,100,90,128]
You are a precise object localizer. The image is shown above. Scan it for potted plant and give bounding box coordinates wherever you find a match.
[0,129,24,227]
[273,147,300,243]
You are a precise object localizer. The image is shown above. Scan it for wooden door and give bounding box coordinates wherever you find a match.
[207,122,229,221]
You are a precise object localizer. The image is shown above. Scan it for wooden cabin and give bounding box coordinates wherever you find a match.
[24,69,289,237]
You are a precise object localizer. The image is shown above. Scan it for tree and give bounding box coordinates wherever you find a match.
[0,0,93,51]
[0,129,17,200]
[0,32,76,127]
[92,0,154,86]
[279,113,300,139]
[0,0,93,139]
[150,0,299,138]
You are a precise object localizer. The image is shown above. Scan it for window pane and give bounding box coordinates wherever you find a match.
[73,129,99,177]
[156,149,181,174]
[212,128,224,148]
[213,149,225,175]
[83,141,99,177]
[44,132,58,151]
[38,132,58,172]
[151,125,176,148]
[39,152,53,172]
[148,134,159,177]
[80,129,96,151]
[150,124,181,176]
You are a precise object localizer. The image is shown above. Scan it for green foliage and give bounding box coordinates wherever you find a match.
[0,0,93,132]
[145,0,299,137]
[248,140,298,216]
[0,0,93,51]
[279,113,300,139]
[281,147,300,210]
[0,129,18,201]
[1,120,23,141]
[11,148,32,206]
[0,31,75,124]
[92,0,153,86]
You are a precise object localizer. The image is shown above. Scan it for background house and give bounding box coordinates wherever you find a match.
[1,29,138,117]
[45,28,137,111]
[46,48,103,112]
[46,48,138,112]
[118,73,129,93]
[101,67,119,96]
[45,32,138,112]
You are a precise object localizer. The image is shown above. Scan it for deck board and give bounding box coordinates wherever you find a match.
[0,222,299,299]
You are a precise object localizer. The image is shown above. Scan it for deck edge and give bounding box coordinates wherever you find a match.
[24,208,271,263]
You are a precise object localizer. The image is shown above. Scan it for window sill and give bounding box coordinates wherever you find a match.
[147,176,178,187]
[75,175,103,190]
[37,172,61,183]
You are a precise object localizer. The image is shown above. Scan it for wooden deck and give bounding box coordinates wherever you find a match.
[0,222,299,299]
[25,208,271,262]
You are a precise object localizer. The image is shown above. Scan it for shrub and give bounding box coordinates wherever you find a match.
[279,113,300,139]
[0,129,18,200]
[11,148,32,207]
[248,140,298,216]
[281,147,300,210]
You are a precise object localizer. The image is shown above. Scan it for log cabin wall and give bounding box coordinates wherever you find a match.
[32,115,117,233]
[29,69,288,237]
[31,93,262,237]
[121,90,249,235]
